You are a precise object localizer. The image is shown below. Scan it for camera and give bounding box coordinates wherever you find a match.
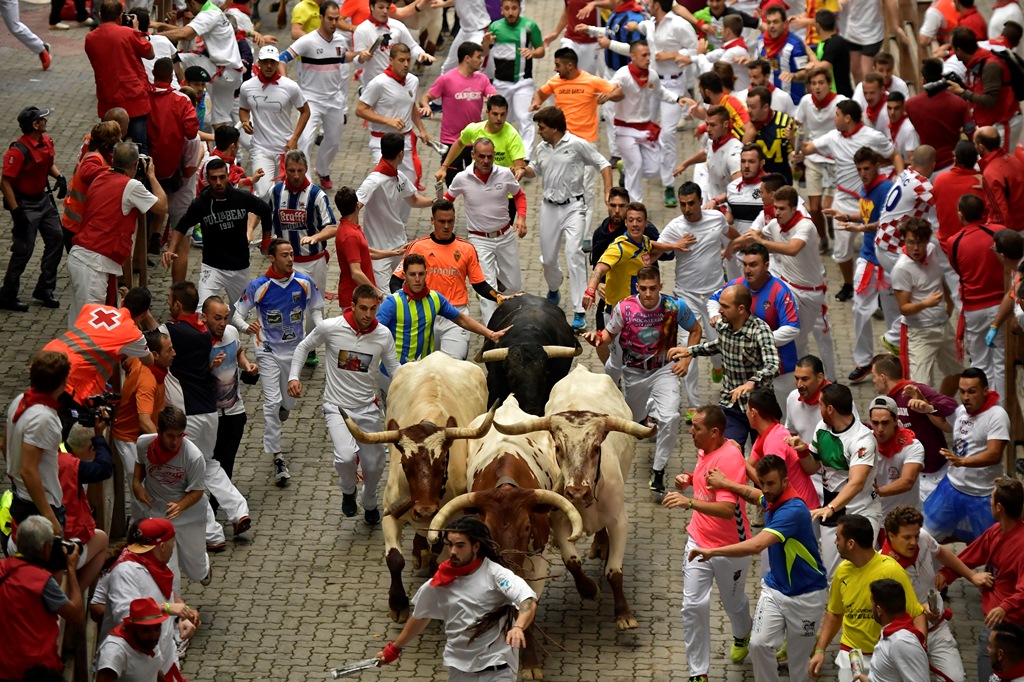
[45,537,83,572]
[122,12,136,26]
[69,392,120,427]
[136,154,151,180]
[924,72,966,97]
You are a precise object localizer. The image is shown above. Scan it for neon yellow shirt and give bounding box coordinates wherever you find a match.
[291,0,321,34]
[827,553,923,653]
[598,234,653,307]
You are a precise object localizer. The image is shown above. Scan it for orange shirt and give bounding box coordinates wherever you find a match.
[393,235,487,307]
[538,70,616,143]
[111,358,164,442]
[340,0,397,25]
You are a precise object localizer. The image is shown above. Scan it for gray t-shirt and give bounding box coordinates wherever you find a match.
[5,396,63,507]
[134,434,207,525]
[41,576,68,612]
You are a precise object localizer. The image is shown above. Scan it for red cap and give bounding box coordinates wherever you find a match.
[128,518,176,554]
[126,597,171,626]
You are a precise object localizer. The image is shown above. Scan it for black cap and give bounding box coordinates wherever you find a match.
[17,106,51,129]
[183,65,212,83]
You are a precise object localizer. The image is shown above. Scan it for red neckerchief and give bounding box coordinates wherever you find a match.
[113,548,174,598]
[712,132,738,152]
[741,171,765,186]
[627,61,650,88]
[991,35,1012,48]
[147,437,181,466]
[615,0,643,12]
[256,69,281,89]
[265,266,291,280]
[880,537,918,569]
[13,389,59,424]
[368,14,388,28]
[765,483,799,512]
[148,365,168,385]
[799,380,830,405]
[862,174,886,194]
[430,557,483,586]
[213,149,236,164]
[812,92,837,110]
[841,122,865,138]
[888,114,907,142]
[753,108,775,131]
[778,210,806,233]
[173,312,207,333]
[384,65,406,86]
[878,427,916,458]
[901,244,927,265]
[343,308,379,335]
[750,82,776,94]
[403,282,430,301]
[965,47,993,71]
[761,29,790,59]
[723,37,748,51]
[996,661,1024,681]
[372,158,399,177]
[994,0,1019,7]
[764,204,776,220]
[881,613,927,649]
[110,623,159,657]
[966,390,1001,416]
[286,176,311,193]
[865,95,887,125]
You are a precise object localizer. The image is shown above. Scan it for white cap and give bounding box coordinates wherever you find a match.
[257,45,280,61]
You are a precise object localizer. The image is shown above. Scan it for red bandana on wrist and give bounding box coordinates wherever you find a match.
[173,312,207,333]
[799,380,830,405]
[812,92,837,110]
[372,158,400,177]
[147,437,181,466]
[865,96,887,125]
[343,308,379,335]
[627,62,650,88]
[256,69,281,89]
[12,389,59,424]
[841,122,865,138]
[430,557,483,586]
[384,65,406,86]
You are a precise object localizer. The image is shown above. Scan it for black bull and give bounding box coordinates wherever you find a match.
[475,295,582,416]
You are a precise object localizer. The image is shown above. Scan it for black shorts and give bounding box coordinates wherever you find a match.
[595,301,613,331]
[846,39,883,56]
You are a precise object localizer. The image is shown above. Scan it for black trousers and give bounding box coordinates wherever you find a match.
[49,0,88,25]
[210,411,247,512]
[1,196,62,301]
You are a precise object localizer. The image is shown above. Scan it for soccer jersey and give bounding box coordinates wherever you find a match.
[752,110,794,181]
[659,211,730,295]
[282,29,351,107]
[598,234,655,307]
[727,176,765,237]
[537,71,616,143]
[238,76,306,154]
[290,0,320,33]
[688,440,751,547]
[709,275,800,373]
[859,178,893,265]
[427,70,496,144]
[948,402,1011,496]
[811,418,881,522]
[458,122,526,167]
[758,32,809,104]
[270,182,336,260]
[763,493,827,596]
[234,272,325,354]
[876,169,935,256]
[393,234,487,307]
[828,553,923,653]
[488,16,543,83]
[211,326,245,416]
[376,289,461,364]
[605,295,697,370]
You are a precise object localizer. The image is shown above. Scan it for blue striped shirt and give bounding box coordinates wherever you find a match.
[376,289,460,366]
[271,182,336,259]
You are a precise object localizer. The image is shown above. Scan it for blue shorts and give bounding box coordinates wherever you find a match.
[724,405,756,453]
[923,476,994,544]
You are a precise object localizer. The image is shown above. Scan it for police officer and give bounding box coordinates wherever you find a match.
[0,106,67,312]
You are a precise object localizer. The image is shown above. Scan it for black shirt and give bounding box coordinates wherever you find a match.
[176,186,273,271]
[166,320,217,415]
[819,34,853,98]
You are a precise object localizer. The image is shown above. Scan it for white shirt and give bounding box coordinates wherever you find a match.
[838,0,885,45]
[530,132,610,203]
[761,216,824,290]
[447,165,521,234]
[144,34,179,88]
[726,176,763,236]
[212,325,246,416]
[869,628,930,682]
[188,5,242,69]
[990,2,1024,59]
[359,71,419,135]
[875,435,925,515]
[739,87,795,118]
[453,0,491,30]
[700,40,751,90]
[890,245,948,328]
[352,18,424,84]
[812,125,895,210]
[704,135,742,199]
[286,29,353,107]
[811,418,882,521]
[853,76,911,104]
[659,210,729,295]
[94,562,177,674]
[289,315,400,409]
[5,396,62,507]
[794,93,848,165]
[356,168,415,250]
[95,631,165,682]
[412,558,537,673]
[948,403,1011,496]
[642,13,699,80]
[609,66,678,123]
[889,116,920,158]
[135,434,208,526]
[225,6,253,35]
[70,177,156,274]
[239,76,307,154]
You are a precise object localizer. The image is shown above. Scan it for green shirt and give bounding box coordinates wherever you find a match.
[487,16,543,84]
[458,121,526,167]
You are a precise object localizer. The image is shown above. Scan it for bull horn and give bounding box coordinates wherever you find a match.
[342,411,401,445]
[444,403,497,440]
[534,489,584,543]
[604,415,657,439]
[492,415,551,436]
[427,492,480,544]
[542,345,583,359]
[475,347,510,363]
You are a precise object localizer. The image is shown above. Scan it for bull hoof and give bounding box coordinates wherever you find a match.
[412,553,423,571]
[615,614,639,630]
[388,605,410,623]
[576,575,600,601]
[521,667,544,680]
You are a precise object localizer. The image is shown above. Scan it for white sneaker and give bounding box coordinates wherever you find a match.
[49,22,70,30]
[77,17,96,26]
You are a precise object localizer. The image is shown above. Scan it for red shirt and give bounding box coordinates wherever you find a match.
[750,422,819,511]
[2,134,55,196]
[932,166,1001,251]
[565,0,598,44]
[949,221,1008,311]
[979,149,1024,232]
[339,0,396,25]
[905,90,971,170]
[147,84,200,180]
[939,521,1024,622]
[335,218,374,306]
[84,23,154,118]
[956,6,988,40]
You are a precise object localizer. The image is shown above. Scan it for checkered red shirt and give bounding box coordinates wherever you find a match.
[875,168,935,254]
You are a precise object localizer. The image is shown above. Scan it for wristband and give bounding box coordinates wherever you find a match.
[260,236,271,252]
[585,287,596,298]
[687,498,693,510]
[381,642,402,664]
[826,504,835,512]
[163,602,171,614]
[814,649,826,654]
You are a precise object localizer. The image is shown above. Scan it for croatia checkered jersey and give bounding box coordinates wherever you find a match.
[271,181,336,260]
[235,272,325,354]
[875,168,935,255]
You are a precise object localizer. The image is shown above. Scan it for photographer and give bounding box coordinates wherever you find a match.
[58,423,114,590]
[84,0,156,153]
[905,58,973,173]
[66,142,166,326]
[946,26,1022,151]
[0,515,84,680]
[4,351,71,538]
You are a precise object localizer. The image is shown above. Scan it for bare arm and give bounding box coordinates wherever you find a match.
[20,444,61,533]
[138,413,157,435]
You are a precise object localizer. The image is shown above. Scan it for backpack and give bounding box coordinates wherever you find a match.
[991,48,1024,101]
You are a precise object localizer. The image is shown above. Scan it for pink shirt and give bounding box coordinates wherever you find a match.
[689,440,751,548]
[427,70,497,144]
[750,422,820,511]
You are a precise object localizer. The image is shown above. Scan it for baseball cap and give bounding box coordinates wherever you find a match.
[17,106,51,128]
[257,45,280,61]
[125,597,171,627]
[869,395,898,417]
[127,518,176,554]
[183,65,212,83]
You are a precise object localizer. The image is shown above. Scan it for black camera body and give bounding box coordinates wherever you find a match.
[70,392,120,427]
[44,537,83,572]
[122,12,136,26]
[136,154,151,181]
[924,72,966,97]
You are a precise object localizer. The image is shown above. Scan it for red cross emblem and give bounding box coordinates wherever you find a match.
[88,308,118,330]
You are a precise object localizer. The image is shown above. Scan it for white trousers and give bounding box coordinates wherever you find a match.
[539,198,588,313]
[919,462,947,505]
[622,365,680,472]
[324,401,386,511]
[299,101,347,179]
[851,258,899,367]
[198,263,250,313]
[932,236,961,310]
[185,412,248,545]
[928,620,967,682]
[467,229,521,324]
[250,146,284,201]
[114,438,145,521]
[372,253,402,299]
[66,249,114,327]
[906,323,962,388]
[750,584,827,682]
[831,196,860,264]
[773,373,794,423]
[963,304,1005,402]
[435,304,470,360]
[659,76,688,188]
[791,287,837,381]
[676,288,722,409]
[164,516,209,583]
[295,256,328,334]
[369,133,418,197]
[179,54,240,127]
[439,26,486,74]
[615,126,661,205]
[493,79,536,157]
[820,514,880,581]
[256,348,297,455]
[1,0,44,53]
[874,247,904,348]
[682,536,752,677]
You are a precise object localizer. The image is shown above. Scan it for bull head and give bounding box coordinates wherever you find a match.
[427,487,584,548]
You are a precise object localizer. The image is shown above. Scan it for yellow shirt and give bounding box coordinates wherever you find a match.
[291,0,321,34]
[598,234,653,307]
[827,553,923,653]
[538,71,616,143]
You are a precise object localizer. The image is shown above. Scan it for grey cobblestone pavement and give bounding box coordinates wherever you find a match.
[0,1,993,679]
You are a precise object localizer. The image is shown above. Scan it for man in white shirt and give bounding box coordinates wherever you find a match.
[444,139,527,324]
[860,578,930,682]
[356,43,433,193]
[521,106,612,331]
[356,132,434,286]
[280,0,352,189]
[885,92,920,158]
[852,53,911,114]
[868,396,925,516]
[94,597,171,682]
[695,15,750,91]
[674,106,742,209]
[724,145,766,279]
[239,45,311,201]
[352,0,433,85]
[287,285,401,524]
